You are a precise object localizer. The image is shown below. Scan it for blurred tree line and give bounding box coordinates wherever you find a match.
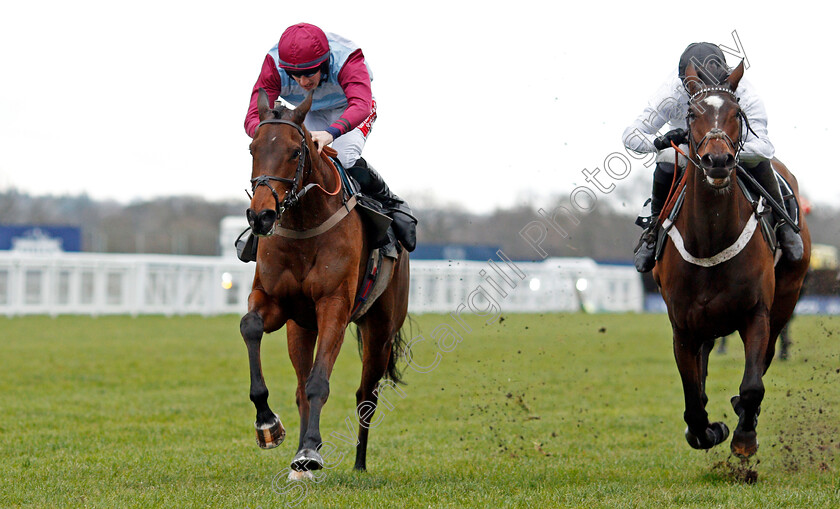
[2,187,839,261]
[0,190,244,255]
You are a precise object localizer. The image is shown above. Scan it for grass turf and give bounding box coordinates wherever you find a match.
[0,313,838,508]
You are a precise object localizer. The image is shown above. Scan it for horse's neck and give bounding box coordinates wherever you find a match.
[679,166,750,258]
[280,156,342,230]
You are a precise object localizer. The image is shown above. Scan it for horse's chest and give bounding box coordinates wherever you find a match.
[664,269,767,331]
[259,265,320,297]
[258,257,355,302]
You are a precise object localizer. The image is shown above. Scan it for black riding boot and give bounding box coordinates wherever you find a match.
[634,163,675,273]
[746,160,803,261]
[347,157,417,252]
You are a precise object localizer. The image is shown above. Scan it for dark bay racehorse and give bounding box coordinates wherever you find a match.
[241,89,410,474]
[653,62,810,458]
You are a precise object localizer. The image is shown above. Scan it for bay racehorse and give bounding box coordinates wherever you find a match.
[241,89,410,474]
[652,61,810,458]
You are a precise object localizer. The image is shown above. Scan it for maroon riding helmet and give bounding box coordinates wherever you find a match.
[277,23,330,76]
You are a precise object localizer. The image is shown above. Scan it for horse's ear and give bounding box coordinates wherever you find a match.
[291,92,313,125]
[683,63,704,97]
[725,60,745,91]
[257,88,271,121]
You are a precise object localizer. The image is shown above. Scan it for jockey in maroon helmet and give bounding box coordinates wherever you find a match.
[245,23,416,253]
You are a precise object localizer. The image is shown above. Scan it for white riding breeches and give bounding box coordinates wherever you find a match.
[303,101,377,169]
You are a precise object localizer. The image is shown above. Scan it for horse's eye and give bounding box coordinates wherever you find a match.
[291,149,301,160]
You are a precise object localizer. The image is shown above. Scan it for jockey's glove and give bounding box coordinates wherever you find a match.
[654,128,688,151]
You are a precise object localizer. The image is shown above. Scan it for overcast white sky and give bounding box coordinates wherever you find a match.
[1,1,836,214]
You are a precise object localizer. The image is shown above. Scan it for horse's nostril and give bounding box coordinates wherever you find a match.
[257,209,277,233]
[247,208,277,235]
[258,210,276,224]
[702,153,733,169]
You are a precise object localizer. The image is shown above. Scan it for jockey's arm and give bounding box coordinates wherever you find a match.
[623,75,685,154]
[244,55,284,138]
[323,49,373,141]
[737,80,775,165]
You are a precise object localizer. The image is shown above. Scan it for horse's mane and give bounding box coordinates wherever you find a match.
[267,107,288,120]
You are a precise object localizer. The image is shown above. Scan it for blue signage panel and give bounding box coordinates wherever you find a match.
[0,226,82,252]
[411,243,501,261]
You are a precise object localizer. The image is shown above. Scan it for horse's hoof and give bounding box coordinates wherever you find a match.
[731,431,758,459]
[288,470,315,481]
[255,413,285,449]
[710,421,730,444]
[291,448,324,471]
[685,422,729,450]
[685,427,704,449]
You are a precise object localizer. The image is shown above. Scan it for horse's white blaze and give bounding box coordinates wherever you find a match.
[703,96,725,111]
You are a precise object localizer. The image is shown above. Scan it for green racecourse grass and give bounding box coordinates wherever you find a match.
[0,313,838,508]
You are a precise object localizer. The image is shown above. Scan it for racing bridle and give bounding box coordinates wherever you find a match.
[246,116,351,239]
[248,118,312,219]
[684,86,756,175]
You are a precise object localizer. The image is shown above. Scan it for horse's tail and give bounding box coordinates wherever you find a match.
[386,326,406,385]
[354,316,411,385]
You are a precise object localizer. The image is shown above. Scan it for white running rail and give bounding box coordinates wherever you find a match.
[0,252,643,317]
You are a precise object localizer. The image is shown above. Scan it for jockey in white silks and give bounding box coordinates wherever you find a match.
[623,42,803,273]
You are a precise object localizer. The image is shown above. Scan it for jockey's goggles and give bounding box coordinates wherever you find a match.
[286,67,321,78]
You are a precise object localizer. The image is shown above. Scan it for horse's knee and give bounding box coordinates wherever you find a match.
[250,387,269,405]
[305,374,330,404]
[739,383,765,409]
[240,312,264,342]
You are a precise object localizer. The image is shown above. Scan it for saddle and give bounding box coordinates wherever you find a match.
[650,164,800,263]
[328,154,398,258]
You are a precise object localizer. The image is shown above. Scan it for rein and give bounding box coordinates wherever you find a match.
[249,118,352,239]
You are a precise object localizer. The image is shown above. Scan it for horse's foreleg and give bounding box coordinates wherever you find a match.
[241,290,286,449]
[286,321,317,451]
[291,297,351,472]
[674,331,729,450]
[732,308,770,458]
